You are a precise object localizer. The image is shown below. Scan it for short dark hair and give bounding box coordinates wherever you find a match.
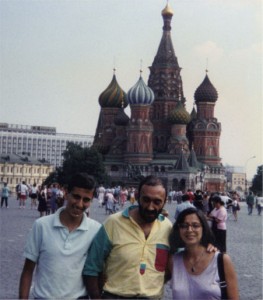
[138,175,167,200]
[67,173,96,193]
[169,207,214,253]
[182,194,190,202]
[212,195,224,205]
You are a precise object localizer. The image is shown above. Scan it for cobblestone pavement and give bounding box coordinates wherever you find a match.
[0,197,262,299]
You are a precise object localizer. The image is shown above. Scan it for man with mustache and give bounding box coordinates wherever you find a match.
[83,175,172,299]
[19,173,101,299]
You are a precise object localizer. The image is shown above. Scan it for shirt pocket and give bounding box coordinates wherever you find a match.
[155,244,169,272]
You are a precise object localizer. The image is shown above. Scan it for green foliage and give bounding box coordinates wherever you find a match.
[44,142,109,187]
[251,165,263,195]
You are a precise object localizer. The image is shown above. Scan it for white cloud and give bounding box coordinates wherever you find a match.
[206,0,261,7]
[229,42,262,60]
[193,41,224,64]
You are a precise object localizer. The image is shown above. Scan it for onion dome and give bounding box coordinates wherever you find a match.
[162,3,174,16]
[114,108,129,126]
[99,74,128,108]
[167,101,191,125]
[194,74,218,103]
[127,75,155,105]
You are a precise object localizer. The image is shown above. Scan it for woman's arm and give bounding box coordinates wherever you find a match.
[223,254,239,300]
[164,254,173,283]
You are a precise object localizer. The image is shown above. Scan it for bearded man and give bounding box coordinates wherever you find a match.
[83,175,172,299]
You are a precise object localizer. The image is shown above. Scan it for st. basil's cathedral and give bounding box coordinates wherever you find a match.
[92,3,226,192]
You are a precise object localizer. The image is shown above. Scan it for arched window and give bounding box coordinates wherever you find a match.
[179,178,186,191]
[172,178,179,190]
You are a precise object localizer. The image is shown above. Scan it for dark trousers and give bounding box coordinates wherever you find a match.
[1,197,8,207]
[214,229,226,253]
[248,204,253,215]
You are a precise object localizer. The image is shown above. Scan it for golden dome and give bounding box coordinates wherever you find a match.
[162,3,174,16]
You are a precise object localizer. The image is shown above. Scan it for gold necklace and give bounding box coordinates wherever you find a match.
[185,251,205,273]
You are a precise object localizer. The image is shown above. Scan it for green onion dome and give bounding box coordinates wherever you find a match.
[167,101,191,125]
[99,74,128,108]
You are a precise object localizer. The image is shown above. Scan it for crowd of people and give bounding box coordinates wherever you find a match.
[96,185,137,214]
[13,174,247,299]
[0,182,65,217]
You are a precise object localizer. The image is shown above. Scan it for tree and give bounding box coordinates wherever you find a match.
[251,165,263,195]
[44,142,109,187]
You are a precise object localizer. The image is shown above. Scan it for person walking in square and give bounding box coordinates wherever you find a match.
[246,191,254,215]
[1,182,10,208]
[19,181,28,209]
[209,196,227,253]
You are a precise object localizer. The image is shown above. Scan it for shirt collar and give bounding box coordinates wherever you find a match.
[122,205,165,222]
[53,207,89,231]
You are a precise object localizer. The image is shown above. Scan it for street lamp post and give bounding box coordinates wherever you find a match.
[245,155,256,194]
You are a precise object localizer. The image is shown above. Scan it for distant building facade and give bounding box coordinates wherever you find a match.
[0,123,93,167]
[92,3,226,192]
[225,165,250,195]
[0,153,54,192]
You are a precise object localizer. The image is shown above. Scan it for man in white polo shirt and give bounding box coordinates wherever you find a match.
[19,173,101,299]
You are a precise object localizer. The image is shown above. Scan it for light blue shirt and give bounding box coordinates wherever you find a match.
[1,186,9,197]
[23,207,101,299]
[174,201,194,219]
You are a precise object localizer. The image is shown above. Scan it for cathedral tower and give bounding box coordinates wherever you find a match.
[125,73,155,164]
[93,71,128,154]
[189,72,222,166]
[148,3,184,153]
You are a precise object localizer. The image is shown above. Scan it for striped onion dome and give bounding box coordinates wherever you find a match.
[99,74,128,108]
[167,101,191,125]
[127,75,155,105]
[114,108,129,126]
[194,74,218,103]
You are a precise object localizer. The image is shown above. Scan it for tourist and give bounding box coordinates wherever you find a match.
[37,186,47,217]
[19,181,28,209]
[1,182,10,208]
[168,207,239,300]
[97,184,106,207]
[82,176,215,299]
[174,193,194,220]
[29,183,38,210]
[232,193,240,221]
[209,196,227,253]
[19,173,101,299]
[246,191,254,215]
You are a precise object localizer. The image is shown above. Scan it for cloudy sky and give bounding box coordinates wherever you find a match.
[0,0,262,179]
